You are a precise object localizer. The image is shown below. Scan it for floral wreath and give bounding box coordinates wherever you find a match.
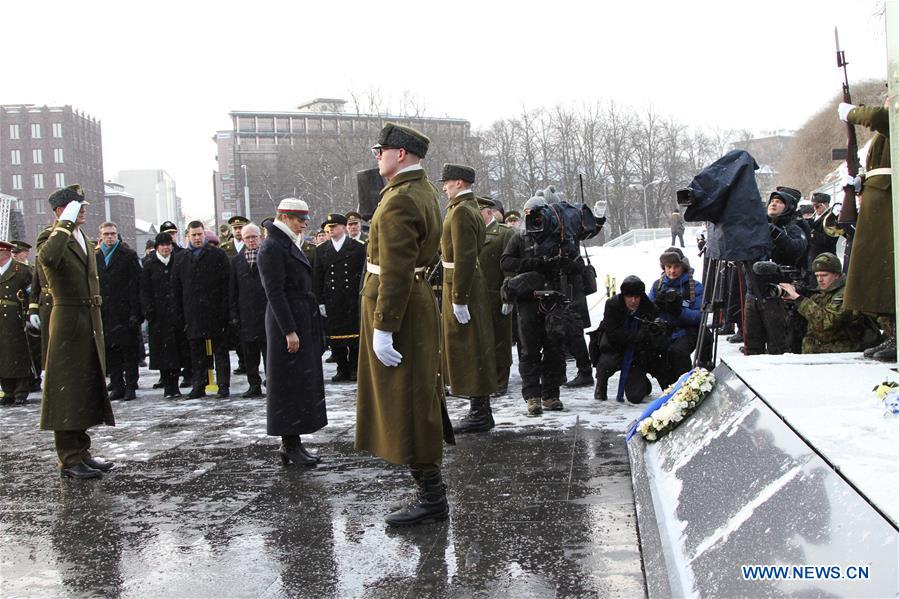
[626,368,717,442]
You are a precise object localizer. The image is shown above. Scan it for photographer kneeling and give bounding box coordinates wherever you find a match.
[778,252,868,354]
[591,276,666,403]
[648,247,705,388]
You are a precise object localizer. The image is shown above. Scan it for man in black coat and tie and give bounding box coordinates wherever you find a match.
[230,223,267,397]
[313,213,366,382]
[96,222,143,401]
[172,220,232,398]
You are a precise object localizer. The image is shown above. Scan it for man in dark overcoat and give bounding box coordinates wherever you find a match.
[36,185,115,479]
[257,199,327,465]
[313,213,366,382]
[355,123,454,527]
[807,193,839,261]
[0,241,34,405]
[96,222,143,400]
[229,223,267,398]
[140,233,190,398]
[172,220,232,398]
[28,235,52,390]
[438,164,497,434]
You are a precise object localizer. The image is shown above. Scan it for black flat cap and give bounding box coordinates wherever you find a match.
[47,184,86,209]
[373,122,430,158]
[154,232,174,247]
[440,163,476,183]
[322,213,348,228]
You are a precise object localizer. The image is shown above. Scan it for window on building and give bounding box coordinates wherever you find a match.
[52,122,63,138]
[36,199,46,214]
[10,149,21,165]
[55,173,65,187]
[53,148,64,163]
[34,173,44,189]
[32,149,43,164]
[9,124,19,139]
[12,174,22,190]
[257,117,274,132]
[31,123,41,139]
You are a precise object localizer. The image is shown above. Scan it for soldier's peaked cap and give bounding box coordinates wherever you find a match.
[811,252,842,274]
[322,213,348,228]
[476,196,496,209]
[159,220,178,233]
[228,215,250,226]
[10,240,31,252]
[374,122,430,158]
[505,210,521,222]
[48,184,87,209]
[345,211,363,224]
[440,163,476,183]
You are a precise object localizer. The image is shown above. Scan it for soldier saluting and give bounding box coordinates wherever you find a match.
[36,185,115,479]
[355,123,454,527]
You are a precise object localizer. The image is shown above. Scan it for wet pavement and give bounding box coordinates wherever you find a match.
[0,356,647,598]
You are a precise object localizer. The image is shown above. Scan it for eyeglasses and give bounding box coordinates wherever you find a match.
[371,146,398,158]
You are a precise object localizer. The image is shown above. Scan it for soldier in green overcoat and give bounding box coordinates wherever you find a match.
[779,253,867,354]
[437,163,497,435]
[355,123,453,527]
[476,197,516,394]
[36,185,115,479]
[839,101,894,360]
[0,241,34,405]
[220,215,249,257]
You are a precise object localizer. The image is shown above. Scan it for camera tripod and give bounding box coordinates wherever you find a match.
[694,258,742,370]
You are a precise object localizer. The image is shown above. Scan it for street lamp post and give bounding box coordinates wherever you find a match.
[241,164,251,219]
[631,179,662,229]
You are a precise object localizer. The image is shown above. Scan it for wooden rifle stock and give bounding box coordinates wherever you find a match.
[836,27,860,224]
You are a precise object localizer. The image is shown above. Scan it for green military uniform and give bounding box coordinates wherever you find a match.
[355,167,452,466]
[37,217,115,466]
[440,190,497,397]
[0,258,34,404]
[796,276,866,353]
[28,233,53,368]
[844,105,892,315]
[479,216,516,390]
[301,240,317,269]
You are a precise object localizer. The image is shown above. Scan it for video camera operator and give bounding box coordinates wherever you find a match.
[743,186,809,355]
[590,276,666,403]
[500,194,583,416]
[648,248,706,388]
[778,252,870,354]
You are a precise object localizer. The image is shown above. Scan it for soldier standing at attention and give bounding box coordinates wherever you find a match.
[476,197,516,396]
[0,241,34,405]
[355,123,454,527]
[438,164,498,435]
[220,215,249,258]
[36,185,115,479]
[314,213,366,382]
[346,211,368,243]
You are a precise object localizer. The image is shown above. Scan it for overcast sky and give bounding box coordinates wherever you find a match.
[4,0,888,219]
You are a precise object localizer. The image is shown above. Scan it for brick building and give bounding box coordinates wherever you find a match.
[0,104,106,243]
[212,98,480,226]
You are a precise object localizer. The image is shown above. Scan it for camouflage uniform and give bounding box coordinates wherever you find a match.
[795,277,865,354]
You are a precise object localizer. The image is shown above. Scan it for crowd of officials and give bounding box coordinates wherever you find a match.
[0,101,890,527]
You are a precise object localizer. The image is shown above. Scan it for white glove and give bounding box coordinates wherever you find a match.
[843,174,862,193]
[29,314,40,329]
[318,304,327,318]
[59,200,82,222]
[837,102,855,122]
[501,303,513,316]
[452,303,471,324]
[373,329,402,367]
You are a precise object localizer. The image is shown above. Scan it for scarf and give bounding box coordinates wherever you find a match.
[156,252,171,266]
[272,219,302,247]
[615,314,640,402]
[189,243,206,257]
[244,248,257,268]
[100,240,120,266]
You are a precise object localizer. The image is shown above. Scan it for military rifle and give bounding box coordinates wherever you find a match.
[835,27,860,224]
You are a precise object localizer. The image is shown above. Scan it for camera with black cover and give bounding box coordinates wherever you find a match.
[751,261,810,299]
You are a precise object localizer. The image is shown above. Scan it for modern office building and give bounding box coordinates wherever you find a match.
[115,169,182,230]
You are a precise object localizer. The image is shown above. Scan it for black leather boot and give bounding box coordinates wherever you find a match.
[385,469,449,527]
[60,462,102,479]
[594,374,608,401]
[108,387,125,401]
[452,396,495,434]
[279,436,317,467]
[84,457,115,472]
[387,469,424,512]
[564,369,594,388]
[242,384,263,398]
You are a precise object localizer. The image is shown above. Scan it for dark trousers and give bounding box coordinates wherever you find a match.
[106,337,140,391]
[189,336,230,390]
[566,328,591,373]
[1,377,30,401]
[596,351,651,403]
[743,294,789,354]
[54,429,91,468]
[330,337,359,376]
[517,302,566,400]
[671,231,685,247]
[654,335,697,389]
[242,338,266,386]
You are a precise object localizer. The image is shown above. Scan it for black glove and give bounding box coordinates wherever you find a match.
[666,300,682,317]
[768,223,783,242]
[128,315,142,329]
[520,257,546,272]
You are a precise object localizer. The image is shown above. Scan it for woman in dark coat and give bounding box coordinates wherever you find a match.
[140,233,190,398]
[257,199,327,466]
